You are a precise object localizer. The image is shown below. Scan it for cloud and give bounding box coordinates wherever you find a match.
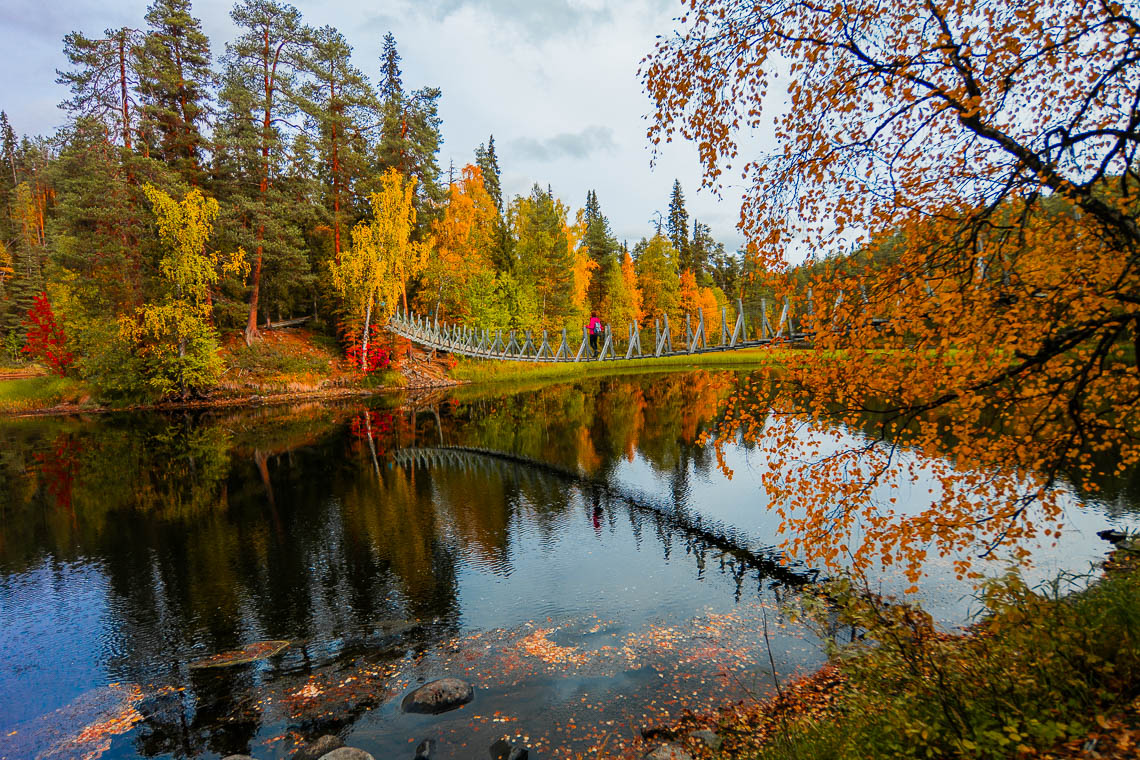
[424,0,612,40]
[510,126,617,162]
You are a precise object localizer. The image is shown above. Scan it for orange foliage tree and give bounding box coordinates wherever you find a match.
[423,164,499,321]
[644,0,1140,584]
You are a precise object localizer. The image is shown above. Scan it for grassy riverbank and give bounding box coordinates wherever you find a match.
[652,550,1140,760]
[0,329,405,415]
[450,346,796,385]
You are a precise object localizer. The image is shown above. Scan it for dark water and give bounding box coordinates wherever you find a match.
[0,371,1135,760]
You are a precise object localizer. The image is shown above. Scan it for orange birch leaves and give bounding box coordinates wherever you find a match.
[645,0,1140,582]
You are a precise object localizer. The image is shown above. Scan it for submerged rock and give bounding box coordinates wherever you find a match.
[318,748,374,760]
[188,640,290,669]
[414,738,435,760]
[490,737,529,760]
[401,678,474,714]
[293,734,345,760]
[645,743,692,760]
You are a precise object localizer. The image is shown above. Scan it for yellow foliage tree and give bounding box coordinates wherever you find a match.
[122,185,247,399]
[621,250,643,326]
[331,168,429,370]
[645,0,1140,584]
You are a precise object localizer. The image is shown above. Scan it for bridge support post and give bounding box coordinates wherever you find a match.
[732,298,745,346]
[688,307,706,353]
[574,326,590,362]
[555,328,570,360]
[520,330,535,358]
[656,314,672,356]
[598,325,613,361]
[537,330,552,360]
[625,321,642,359]
[506,330,521,356]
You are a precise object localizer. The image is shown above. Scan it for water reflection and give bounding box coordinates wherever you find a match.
[0,370,1133,760]
[0,372,806,759]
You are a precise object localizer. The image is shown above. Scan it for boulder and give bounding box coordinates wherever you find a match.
[490,737,529,760]
[414,739,435,760]
[689,729,722,751]
[401,678,474,714]
[293,735,345,760]
[645,743,692,760]
[318,748,374,760]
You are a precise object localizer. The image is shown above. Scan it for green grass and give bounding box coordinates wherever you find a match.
[0,375,86,413]
[450,346,799,385]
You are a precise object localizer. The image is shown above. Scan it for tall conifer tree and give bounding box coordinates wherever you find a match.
[220,0,310,343]
[665,179,689,267]
[372,32,443,221]
[136,0,214,180]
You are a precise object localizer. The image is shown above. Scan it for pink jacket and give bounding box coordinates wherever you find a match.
[588,317,603,335]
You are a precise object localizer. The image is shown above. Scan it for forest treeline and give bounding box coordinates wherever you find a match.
[0,0,755,398]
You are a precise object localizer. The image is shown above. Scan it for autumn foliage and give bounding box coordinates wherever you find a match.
[645,0,1140,581]
[22,292,74,375]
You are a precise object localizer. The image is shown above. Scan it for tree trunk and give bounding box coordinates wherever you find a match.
[118,31,131,151]
[361,296,372,371]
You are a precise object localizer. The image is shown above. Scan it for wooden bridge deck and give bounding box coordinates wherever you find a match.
[387,297,810,362]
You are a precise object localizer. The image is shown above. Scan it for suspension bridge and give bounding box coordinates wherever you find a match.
[387,295,814,362]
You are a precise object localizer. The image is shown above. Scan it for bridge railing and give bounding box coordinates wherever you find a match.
[387,293,818,363]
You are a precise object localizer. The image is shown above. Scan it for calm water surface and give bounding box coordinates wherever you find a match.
[0,370,1135,760]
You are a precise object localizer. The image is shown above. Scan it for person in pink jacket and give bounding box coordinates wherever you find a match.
[588,311,603,355]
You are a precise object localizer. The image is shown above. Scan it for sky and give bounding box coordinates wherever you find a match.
[0,0,757,251]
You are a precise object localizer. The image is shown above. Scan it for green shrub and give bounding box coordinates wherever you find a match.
[763,568,1140,760]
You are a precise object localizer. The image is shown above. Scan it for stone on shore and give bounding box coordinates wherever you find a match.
[645,743,693,760]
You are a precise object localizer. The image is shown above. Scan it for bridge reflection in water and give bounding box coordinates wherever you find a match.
[390,444,819,596]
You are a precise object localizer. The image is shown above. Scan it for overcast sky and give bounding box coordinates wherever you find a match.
[0,0,758,250]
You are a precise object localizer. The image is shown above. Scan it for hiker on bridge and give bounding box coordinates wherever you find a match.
[588,311,603,355]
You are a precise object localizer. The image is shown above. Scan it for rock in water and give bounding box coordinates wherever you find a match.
[401,678,474,714]
[188,640,290,668]
[318,748,375,760]
[415,739,435,760]
[490,737,529,760]
[293,734,345,760]
[645,743,693,760]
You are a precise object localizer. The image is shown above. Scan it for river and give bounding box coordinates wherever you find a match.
[0,370,1135,760]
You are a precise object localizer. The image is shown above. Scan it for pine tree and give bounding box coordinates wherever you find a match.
[301,25,374,263]
[474,134,502,213]
[372,32,443,221]
[689,219,716,284]
[136,0,214,180]
[666,179,689,266]
[510,184,578,327]
[710,245,741,297]
[221,0,311,344]
[0,112,16,187]
[57,27,142,149]
[581,189,619,309]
